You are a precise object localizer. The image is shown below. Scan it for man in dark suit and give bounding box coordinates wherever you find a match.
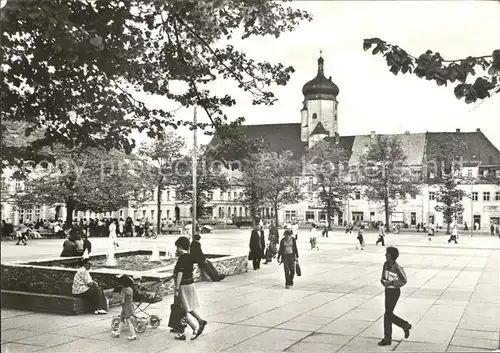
[249,227,264,270]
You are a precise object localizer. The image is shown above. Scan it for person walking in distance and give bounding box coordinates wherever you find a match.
[309,223,319,250]
[448,225,458,244]
[378,246,412,346]
[249,226,264,270]
[376,224,386,246]
[356,225,365,250]
[277,230,299,289]
[292,222,299,240]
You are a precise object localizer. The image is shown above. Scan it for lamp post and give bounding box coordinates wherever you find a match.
[470,177,474,237]
[192,105,197,237]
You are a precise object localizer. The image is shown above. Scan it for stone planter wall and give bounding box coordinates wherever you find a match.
[1,251,247,298]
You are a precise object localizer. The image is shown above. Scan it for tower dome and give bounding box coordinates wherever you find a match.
[302,55,339,100]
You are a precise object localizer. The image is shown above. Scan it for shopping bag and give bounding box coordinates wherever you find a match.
[168,302,187,331]
[295,262,302,277]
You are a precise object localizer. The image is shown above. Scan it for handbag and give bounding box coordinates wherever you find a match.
[295,261,302,277]
[168,302,187,331]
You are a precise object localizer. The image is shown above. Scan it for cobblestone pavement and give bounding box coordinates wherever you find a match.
[2,230,499,352]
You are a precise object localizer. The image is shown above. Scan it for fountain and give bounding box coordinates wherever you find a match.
[149,246,161,262]
[106,241,117,267]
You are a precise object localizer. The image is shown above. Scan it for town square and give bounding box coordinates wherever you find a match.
[1,0,500,352]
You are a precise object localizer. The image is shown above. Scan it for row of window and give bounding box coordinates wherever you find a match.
[429,191,500,201]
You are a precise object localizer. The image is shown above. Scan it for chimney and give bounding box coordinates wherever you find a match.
[456,128,460,132]
[405,131,410,135]
[476,128,481,132]
[335,132,339,144]
[329,76,332,81]
[370,131,375,139]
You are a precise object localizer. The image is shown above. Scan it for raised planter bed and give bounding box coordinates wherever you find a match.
[1,249,247,315]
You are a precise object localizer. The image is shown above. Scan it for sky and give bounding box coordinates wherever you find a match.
[134,0,500,152]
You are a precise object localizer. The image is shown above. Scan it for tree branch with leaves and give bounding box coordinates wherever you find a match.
[1,0,311,168]
[363,33,500,104]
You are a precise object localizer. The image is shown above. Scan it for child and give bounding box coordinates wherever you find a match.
[112,275,137,340]
[356,225,365,250]
[378,246,411,346]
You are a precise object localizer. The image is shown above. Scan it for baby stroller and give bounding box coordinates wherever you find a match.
[111,275,173,334]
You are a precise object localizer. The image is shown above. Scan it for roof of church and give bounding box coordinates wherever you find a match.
[309,122,329,136]
[209,123,305,160]
[209,124,500,166]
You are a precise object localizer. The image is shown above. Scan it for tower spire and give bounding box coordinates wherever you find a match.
[317,50,324,76]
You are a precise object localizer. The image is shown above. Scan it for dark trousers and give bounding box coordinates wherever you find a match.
[252,257,261,270]
[322,229,329,237]
[448,235,458,243]
[283,254,296,286]
[16,234,27,244]
[384,289,408,340]
[376,235,385,246]
[77,286,107,311]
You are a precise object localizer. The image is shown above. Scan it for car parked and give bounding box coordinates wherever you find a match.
[200,225,213,234]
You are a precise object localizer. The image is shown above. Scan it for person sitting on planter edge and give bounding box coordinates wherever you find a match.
[190,234,225,282]
[72,258,108,315]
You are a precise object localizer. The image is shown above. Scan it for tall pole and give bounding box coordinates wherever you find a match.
[192,105,197,237]
[470,178,473,237]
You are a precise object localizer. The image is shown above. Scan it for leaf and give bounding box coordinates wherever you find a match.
[363,40,372,51]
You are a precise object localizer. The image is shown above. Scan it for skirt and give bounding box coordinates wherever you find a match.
[179,283,199,313]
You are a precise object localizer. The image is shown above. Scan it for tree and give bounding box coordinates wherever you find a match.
[425,135,467,182]
[359,136,420,232]
[306,143,353,229]
[1,0,311,168]
[363,33,500,104]
[435,175,466,234]
[260,151,303,228]
[425,135,468,234]
[235,152,271,227]
[139,133,185,233]
[174,146,229,221]
[12,146,151,226]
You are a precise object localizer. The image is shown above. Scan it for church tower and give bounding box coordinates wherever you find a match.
[300,53,339,148]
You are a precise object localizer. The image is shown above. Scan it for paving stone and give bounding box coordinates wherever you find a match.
[446,345,492,352]
[394,341,448,352]
[450,336,499,350]
[0,342,41,353]
[317,319,372,336]
[0,329,40,343]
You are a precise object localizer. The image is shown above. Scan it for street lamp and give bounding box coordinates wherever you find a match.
[192,105,198,237]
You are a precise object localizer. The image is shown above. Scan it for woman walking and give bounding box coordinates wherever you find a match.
[309,223,319,250]
[173,236,207,341]
[108,219,119,250]
[356,225,365,250]
[277,230,299,289]
[376,224,386,246]
[264,226,278,264]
